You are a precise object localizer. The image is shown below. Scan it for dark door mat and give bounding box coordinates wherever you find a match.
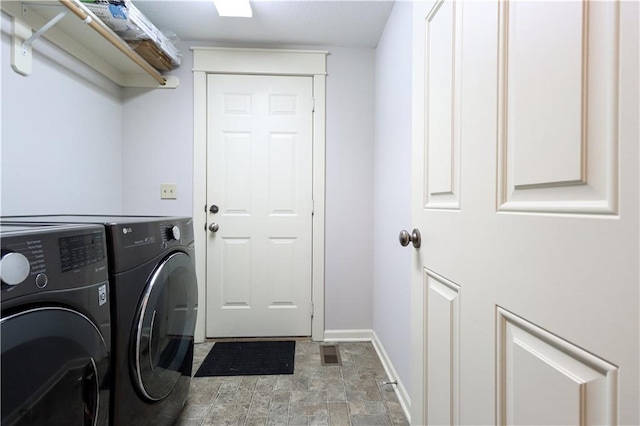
[194,341,296,377]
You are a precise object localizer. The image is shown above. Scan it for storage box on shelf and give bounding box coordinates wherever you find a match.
[2,0,179,88]
[81,0,181,70]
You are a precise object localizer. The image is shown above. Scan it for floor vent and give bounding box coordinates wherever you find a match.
[320,344,342,366]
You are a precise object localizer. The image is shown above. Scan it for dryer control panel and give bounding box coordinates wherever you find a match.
[104,217,194,273]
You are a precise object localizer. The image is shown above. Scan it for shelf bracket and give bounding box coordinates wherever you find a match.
[12,9,69,76]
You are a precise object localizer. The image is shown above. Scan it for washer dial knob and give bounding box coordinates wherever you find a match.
[168,225,181,241]
[0,252,31,286]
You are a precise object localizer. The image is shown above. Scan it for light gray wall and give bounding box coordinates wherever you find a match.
[1,13,123,216]
[121,44,376,332]
[120,48,194,217]
[373,2,413,388]
[324,47,375,330]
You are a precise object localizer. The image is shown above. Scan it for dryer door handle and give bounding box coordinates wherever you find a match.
[81,358,99,426]
[148,310,157,371]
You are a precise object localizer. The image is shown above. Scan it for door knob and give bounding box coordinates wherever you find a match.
[399,229,421,248]
[209,204,219,214]
[208,223,219,233]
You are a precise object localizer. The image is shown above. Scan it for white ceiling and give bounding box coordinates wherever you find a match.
[134,0,395,48]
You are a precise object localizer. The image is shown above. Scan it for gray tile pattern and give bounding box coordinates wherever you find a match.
[177,341,409,426]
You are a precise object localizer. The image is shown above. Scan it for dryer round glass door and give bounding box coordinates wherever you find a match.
[1,307,110,426]
[133,251,198,402]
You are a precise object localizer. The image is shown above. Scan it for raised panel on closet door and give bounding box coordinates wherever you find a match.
[222,132,253,214]
[424,0,462,210]
[426,269,460,426]
[497,1,619,215]
[496,308,618,425]
[221,238,252,308]
[268,133,298,215]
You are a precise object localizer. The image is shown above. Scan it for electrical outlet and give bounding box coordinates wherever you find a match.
[161,183,177,200]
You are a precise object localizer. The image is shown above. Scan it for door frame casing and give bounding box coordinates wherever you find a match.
[192,47,327,342]
[410,1,431,423]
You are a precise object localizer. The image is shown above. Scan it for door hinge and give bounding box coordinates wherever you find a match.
[311,199,315,216]
[312,97,315,112]
[310,301,314,318]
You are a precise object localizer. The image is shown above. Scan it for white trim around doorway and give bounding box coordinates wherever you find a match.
[191,47,327,343]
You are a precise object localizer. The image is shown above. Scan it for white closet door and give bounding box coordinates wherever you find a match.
[206,74,314,337]
[411,1,639,424]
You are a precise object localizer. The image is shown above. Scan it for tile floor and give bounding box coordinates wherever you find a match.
[176,340,409,426]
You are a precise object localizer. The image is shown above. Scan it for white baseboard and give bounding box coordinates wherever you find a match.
[323,329,411,423]
[323,329,374,341]
[371,331,411,424]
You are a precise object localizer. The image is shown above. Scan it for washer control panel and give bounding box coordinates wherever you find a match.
[0,224,108,299]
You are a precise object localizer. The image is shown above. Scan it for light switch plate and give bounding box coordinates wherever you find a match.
[161,183,177,199]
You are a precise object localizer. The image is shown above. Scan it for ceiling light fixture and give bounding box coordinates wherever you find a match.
[213,0,253,18]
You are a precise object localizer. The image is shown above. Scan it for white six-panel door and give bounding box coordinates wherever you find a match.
[206,74,314,337]
[411,0,639,424]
